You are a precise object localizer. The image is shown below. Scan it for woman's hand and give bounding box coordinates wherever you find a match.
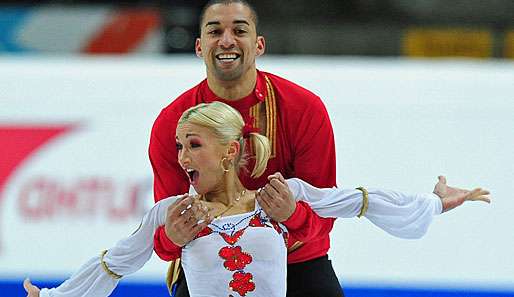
[433,176,491,212]
[23,278,40,297]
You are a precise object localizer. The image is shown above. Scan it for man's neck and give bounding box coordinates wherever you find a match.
[207,69,257,101]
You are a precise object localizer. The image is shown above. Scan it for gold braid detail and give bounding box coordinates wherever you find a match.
[166,259,182,295]
[287,241,304,253]
[100,250,122,280]
[355,187,369,218]
[264,76,277,157]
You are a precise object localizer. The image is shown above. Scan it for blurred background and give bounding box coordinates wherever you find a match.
[1,0,514,57]
[1,1,513,296]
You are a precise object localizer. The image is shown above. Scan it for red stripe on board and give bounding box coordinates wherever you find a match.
[0,125,75,197]
[83,9,160,54]
[0,125,75,252]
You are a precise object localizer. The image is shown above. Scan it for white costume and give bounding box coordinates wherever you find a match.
[40,178,442,297]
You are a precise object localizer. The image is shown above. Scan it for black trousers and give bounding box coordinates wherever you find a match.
[173,255,344,297]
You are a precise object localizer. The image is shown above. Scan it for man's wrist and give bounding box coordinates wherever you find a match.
[160,227,184,249]
[281,201,307,229]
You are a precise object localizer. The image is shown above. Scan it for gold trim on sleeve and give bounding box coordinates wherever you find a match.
[100,250,122,280]
[287,241,304,253]
[355,187,369,218]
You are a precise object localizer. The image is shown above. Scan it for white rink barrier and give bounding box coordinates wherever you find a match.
[0,56,513,291]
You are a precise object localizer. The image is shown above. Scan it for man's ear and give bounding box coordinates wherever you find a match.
[256,36,266,57]
[195,38,203,58]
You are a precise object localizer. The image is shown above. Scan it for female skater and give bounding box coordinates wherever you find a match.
[24,102,489,297]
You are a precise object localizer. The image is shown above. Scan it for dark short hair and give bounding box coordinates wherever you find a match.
[199,0,259,33]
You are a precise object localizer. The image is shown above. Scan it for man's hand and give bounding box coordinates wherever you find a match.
[164,194,212,246]
[256,172,296,222]
[23,278,40,297]
[433,176,491,212]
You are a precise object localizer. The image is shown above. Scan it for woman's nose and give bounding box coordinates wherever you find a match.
[178,150,190,166]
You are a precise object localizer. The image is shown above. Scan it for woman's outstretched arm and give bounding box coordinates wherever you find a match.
[282,174,489,239]
[24,195,185,297]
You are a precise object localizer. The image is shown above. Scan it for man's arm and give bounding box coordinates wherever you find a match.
[258,94,337,243]
[257,174,327,243]
[285,95,337,242]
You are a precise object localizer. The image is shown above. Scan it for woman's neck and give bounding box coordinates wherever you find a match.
[204,174,246,206]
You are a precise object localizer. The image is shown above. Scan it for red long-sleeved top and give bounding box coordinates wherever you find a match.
[150,70,337,264]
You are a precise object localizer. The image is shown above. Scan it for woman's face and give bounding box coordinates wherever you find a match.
[176,122,228,194]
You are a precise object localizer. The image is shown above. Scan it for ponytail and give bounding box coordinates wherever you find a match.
[247,132,271,178]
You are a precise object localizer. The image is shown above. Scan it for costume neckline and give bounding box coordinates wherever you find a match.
[210,197,260,221]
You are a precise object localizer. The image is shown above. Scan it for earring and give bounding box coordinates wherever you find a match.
[220,157,230,173]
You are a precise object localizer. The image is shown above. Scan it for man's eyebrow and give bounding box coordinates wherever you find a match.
[233,20,250,26]
[205,21,220,27]
[205,20,250,27]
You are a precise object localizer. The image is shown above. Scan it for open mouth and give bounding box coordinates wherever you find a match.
[186,168,199,185]
[216,53,240,62]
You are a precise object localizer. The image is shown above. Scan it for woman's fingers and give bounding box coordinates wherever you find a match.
[466,188,491,203]
[23,278,40,296]
[23,278,31,292]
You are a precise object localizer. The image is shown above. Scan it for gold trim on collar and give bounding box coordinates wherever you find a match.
[264,76,277,158]
[249,76,277,158]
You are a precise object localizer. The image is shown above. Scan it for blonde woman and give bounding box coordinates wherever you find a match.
[24,102,490,297]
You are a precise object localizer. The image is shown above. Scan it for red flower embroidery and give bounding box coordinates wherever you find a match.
[220,229,246,245]
[219,246,253,271]
[229,271,255,296]
[196,226,213,239]
[249,215,264,227]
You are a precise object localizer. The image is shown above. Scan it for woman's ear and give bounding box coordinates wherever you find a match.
[226,140,241,161]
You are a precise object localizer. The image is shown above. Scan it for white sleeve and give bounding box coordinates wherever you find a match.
[39,196,180,297]
[286,178,443,239]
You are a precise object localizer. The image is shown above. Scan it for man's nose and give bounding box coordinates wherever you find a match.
[219,30,236,49]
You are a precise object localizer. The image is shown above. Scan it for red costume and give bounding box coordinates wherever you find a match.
[150,70,337,264]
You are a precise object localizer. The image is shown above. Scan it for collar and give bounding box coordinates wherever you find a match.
[199,70,268,110]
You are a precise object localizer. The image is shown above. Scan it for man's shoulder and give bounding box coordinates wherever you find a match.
[157,81,204,120]
[264,71,322,102]
[263,71,326,111]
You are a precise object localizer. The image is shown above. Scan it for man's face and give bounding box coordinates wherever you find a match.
[196,3,265,82]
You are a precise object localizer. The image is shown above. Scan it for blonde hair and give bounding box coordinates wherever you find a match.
[178,102,270,178]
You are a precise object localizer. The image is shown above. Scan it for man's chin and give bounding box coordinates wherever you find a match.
[213,68,243,81]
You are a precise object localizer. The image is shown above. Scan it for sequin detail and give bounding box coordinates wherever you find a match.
[220,229,246,245]
[229,271,255,296]
[218,246,253,271]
